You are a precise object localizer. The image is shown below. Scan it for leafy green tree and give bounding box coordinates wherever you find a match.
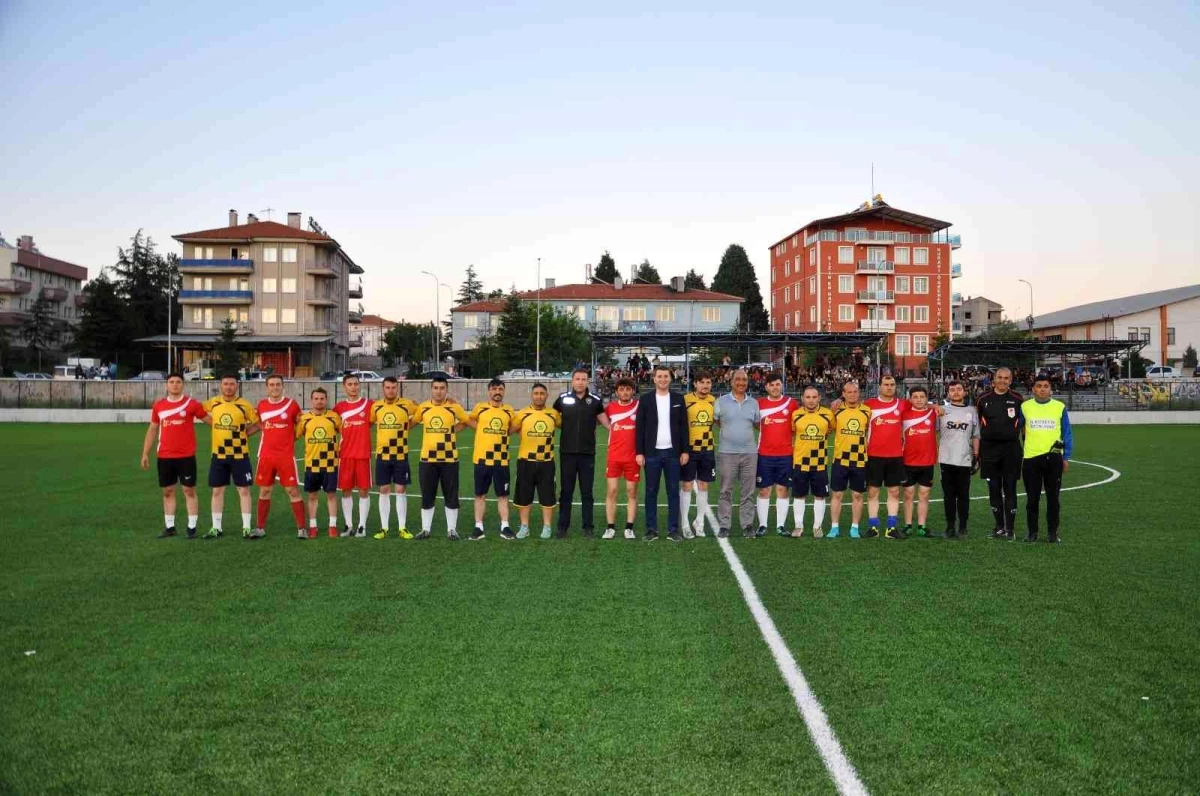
[380,321,438,368]
[1182,344,1197,370]
[634,259,661,284]
[22,294,58,371]
[456,265,484,306]
[214,318,241,378]
[711,244,768,331]
[684,269,706,290]
[75,271,130,362]
[111,231,179,345]
[593,250,618,284]
[0,324,10,375]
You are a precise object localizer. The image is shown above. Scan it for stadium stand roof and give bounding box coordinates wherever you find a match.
[1032,284,1200,330]
[589,330,888,348]
[927,339,1146,363]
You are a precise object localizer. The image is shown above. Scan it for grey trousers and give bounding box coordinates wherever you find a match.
[716,451,758,531]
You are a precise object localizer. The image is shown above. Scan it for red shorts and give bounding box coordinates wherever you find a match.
[255,454,299,487]
[605,458,641,482]
[338,458,371,491]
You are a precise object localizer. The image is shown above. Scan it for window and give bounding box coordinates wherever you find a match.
[809,276,816,295]
[281,308,296,324]
[784,287,790,303]
[792,235,798,247]
[772,293,777,308]
[914,248,929,265]
[895,276,910,293]
[838,275,853,293]
[913,277,929,294]
[838,246,854,264]
[282,247,297,263]
[227,307,238,322]
[657,305,675,322]
[810,306,817,323]
[794,311,800,326]
[205,247,214,259]
[239,310,248,325]
[1140,327,1151,341]
[263,247,277,263]
[1128,329,1139,341]
[914,305,929,323]
[784,259,790,276]
[281,278,296,294]
[192,307,203,324]
[784,314,790,329]
[230,247,241,260]
[772,267,777,284]
[895,335,911,355]
[839,304,854,322]
[914,335,929,355]
[809,248,816,266]
[463,314,479,328]
[262,278,277,293]
[1168,327,1176,345]
[192,276,203,290]
[896,305,911,323]
[596,306,618,323]
[867,247,887,263]
[965,311,972,319]
[894,247,910,265]
[261,308,277,324]
[203,277,213,290]
[194,246,205,259]
[702,306,720,322]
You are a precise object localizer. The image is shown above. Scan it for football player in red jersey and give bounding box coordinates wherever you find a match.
[252,375,306,538]
[603,378,640,540]
[334,373,373,537]
[862,375,909,539]
[141,373,211,538]
[754,373,798,537]
[900,386,939,538]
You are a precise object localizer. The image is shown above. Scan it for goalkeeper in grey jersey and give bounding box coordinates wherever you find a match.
[938,380,980,538]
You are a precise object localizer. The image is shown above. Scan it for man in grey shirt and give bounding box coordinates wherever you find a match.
[714,370,760,538]
[938,379,981,538]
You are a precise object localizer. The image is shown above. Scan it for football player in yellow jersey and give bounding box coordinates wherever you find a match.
[789,386,835,538]
[413,375,469,540]
[370,376,418,540]
[510,383,561,539]
[680,371,720,538]
[828,381,872,539]
[465,378,517,540]
[296,387,343,538]
[201,374,261,540]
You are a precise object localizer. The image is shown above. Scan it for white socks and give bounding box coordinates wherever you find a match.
[165,515,175,529]
[775,496,789,529]
[756,497,769,528]
[421,507,435,532]
[812,498,826,532]
[792,498,807,531]
[241,512,251,530]
[445,507,458,534]
[379,494,391,530]
[395,492,407,529]
[341,497,354,527]
[680,489,693,530]
[212,512,222,530]
[358,496,370,528]
[187,514,198,529]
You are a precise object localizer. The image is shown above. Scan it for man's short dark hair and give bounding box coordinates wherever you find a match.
[802,384,820,395]
[220,373,238,382]
[946,379,964,390]
[383,376,398,385]
[488,377,505,388]
[342,373,359,384]
[531,382,547,393]
[909,385,927,396]
[572,367,589,378]
[766,371,783,385]
[694,370,712,383]
[431,375,448,386]
[653,364,671,374]
[311,387,327,397]
[267,374,284,384]
[880,374,896,384]
[1034,374,1052,386]
[615,377,635,389]
[166,372,183,381]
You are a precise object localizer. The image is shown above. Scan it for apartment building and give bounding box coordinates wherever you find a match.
[0,233,88,351]
[170,210,363,376]
[953,295,1005,337]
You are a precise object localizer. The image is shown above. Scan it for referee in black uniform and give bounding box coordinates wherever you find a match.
[976,366,1024,539]
[553,368,611,538]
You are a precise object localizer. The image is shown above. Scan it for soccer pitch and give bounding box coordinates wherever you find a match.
[2,423,1197,794]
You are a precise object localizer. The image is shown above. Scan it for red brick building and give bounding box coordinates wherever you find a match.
[768,197,962,375]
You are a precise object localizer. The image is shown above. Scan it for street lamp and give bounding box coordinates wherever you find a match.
[420,270,440,366]
[536,257,541,375]
[1017,279,1034,331]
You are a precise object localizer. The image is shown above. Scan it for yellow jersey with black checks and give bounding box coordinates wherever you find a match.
[470,402,516,465]
[416,400,468,463]
[791,406,835,471]
[833,404,871,467]
[514,405,560,461]
[203,396,258,460]
[685,392,717,452]
[370,398,417,461]
[297,411,342,473]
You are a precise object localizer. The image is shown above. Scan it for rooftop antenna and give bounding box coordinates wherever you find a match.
[870,163,875,204]
[258,207,275,221]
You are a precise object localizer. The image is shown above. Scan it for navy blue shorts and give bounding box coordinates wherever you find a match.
[208,456,253,488]
[375,458,411,486]
[681,451,716,483]
[304,470,339,493]
[791,467,829,498]
[473,462,510,497]
[755,455,793,488]
[830,462,867,494]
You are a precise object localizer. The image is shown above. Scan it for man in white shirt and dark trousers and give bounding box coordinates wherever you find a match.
[938,380,981,538]
[634,366,689,542]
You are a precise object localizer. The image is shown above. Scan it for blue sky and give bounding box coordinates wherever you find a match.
[2,0,1197,326]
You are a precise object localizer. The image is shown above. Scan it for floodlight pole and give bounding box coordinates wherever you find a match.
[536,257,542,375]
[1019,278,1035,373]
[421,270,438,366]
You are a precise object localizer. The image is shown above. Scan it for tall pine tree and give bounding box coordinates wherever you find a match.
[634,259,661,284]
[593,251,618,284]
[684,269,706,290]
[75,270,130,361]
[711,244,768,331]
[456,264,484,306]
[22,294,58,371]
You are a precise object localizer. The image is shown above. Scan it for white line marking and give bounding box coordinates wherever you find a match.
[717,536,868,796]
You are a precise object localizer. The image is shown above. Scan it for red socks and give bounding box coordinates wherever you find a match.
[290,500,306,529]
[256,498,271,530]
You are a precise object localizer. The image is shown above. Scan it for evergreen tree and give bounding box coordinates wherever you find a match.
[486,287,505,300]
[684,269,707,290]
[593,250,618,284]
[214,318,242,378]
[496,293,535,370]
[456,264,485,306]
[634,259,661,284]
[711,244,769,331]
[75,271,130,361]
[1182,344,1197,370]
[111,230,178,343]
[0,324,10,376]
[22,294,58,371]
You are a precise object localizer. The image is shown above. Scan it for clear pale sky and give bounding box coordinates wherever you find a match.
[2,1,1196,326]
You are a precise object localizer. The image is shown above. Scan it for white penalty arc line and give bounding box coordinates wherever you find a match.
[717,536,868,796]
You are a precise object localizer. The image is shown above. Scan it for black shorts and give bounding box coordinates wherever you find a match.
[791,467,829,498]
[209,456,253,488]
[830,463,867,494]
[157,456,197,488]
[514,459,556,507]
[304,470,339,493]
[473,462,510,497]
[903,465,935,488]
[418,462,459,509]
[375,458,411,486]
[866,456,905,488]
[681,451,716,483]
[980,442,1023,481]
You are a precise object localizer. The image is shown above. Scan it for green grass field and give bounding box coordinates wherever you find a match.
[2,423,1198,794]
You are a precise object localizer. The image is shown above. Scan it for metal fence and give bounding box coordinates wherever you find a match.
[0,379,575,410]
[922,379,1200,411]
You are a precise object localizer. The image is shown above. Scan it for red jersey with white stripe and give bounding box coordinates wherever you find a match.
[334,397,372,460]
[757,396,798,457]
[151,395,207,458]
[256,397,302,458]
[901,406,938,466]
[605,399,639,463]
[865,397,910,458]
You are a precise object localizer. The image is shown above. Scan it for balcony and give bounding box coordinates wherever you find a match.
[41,287,69,302]
[857,290,895,304]
[951,263,962,278]
[856,260,894,274]
[859,318,896,332]
[178,258,254,274]
[805,230,956,246]
[952,292,963,306]
[348,309,364,324]
[178,290,254,304]
[349,334,364,348]
[348,282,363,299]
[306,292,339,307]
[943,234,962,249]
[619,319,656,332]
[0,278,32,295]
[307,263,339,278]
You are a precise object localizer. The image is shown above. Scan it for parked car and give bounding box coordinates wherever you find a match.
[15,372,52,380]
[421,370,457,381]
[241,369,268,381]
[318,371,341,381]
[1145,365,1180,379]
[129,371,166,381]
[500,369,543,380]
[351,370,384,382]
[1193,366,1200,378]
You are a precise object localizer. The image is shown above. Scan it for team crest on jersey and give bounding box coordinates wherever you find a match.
[384,412,397,425]
[488,417,504,431]
[219,415,233,427]
[314,427,328,440]
[1007,407,1016,418]
[429,416,445,430]
[533,420,549,434]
